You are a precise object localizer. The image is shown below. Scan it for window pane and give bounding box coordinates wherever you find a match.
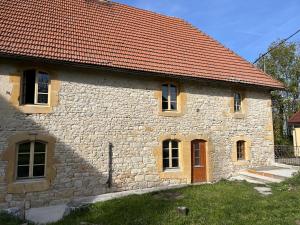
[194,149,200,158]
[163,141,169,149]
[163,159,169,168]
[162,84,168,102]
[163,148,169,158]
[34,142,46,153]
[194,157,200,166]
[170,85,177,102]
[17,166,29,178]
[38,72,49,93]
[172,158,179,168]
[18,142,31,153]
[34,153,46,164]
[172,141,178,149]
[33,165,45,177]
[170,101,177,110]
[172,148,178,158]
[18,154,30,165]
[37,94,48,104]
[162,101,168,110]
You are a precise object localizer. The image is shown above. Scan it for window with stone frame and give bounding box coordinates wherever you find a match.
[17,141,47,179]
[22,69,50,105]
[163,140,179,169]
[162,83,178,111]
[233,92,242,112]
[237,140,246,160]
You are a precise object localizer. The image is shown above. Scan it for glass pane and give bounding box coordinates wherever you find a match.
[172,148,178,158]
[193,143,199,150]
[17,166,29,178]
[170,85,177,101]
[172,141,178,149]
[18,154,30,165]
[163,159,169,168]
[194,157,200,166]
[162,101,168,110]
[194,149,200,158]
[38,72,49,93]
[170,101,177,110]
[163,141,169,149]
[37,94,48,104]
[33,165,45,177]
[162,85,168,102]
[34,153,45,164]
[34,142,46,153]
[18,142,31,153]
[234,93,241,112]
[172,158,179,168]
[163,148,169,158]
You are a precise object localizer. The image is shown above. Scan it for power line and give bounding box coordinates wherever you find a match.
[253,28,300,64]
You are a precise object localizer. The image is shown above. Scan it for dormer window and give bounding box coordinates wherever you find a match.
[22,70,50,105]
[162,83,177,111]
[234,92,242,112]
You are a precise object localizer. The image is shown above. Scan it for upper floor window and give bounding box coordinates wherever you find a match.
[22,70,50,105]
[237,140,245,160]
[234,92,242,112]
[163,140,179,169]
[17,141,47,179]
[162,84,177,111]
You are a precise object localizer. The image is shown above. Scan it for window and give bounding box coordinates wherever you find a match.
[163,140,179,169]
[237,140,245,160]
[162,84,177,111]
[22,70,50,105]
[17,141,47,179]
[234,92,242,112]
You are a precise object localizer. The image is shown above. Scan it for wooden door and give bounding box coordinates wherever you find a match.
[191,140,206,182]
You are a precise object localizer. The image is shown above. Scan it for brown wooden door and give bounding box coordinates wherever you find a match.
[191,140,206,182]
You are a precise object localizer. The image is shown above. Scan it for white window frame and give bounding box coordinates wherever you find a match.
[162,83,178,111]
[22,70,50,106]
[16,141,47,180]
[234,92,242,112]
[34,71,50,105]
[163,140,180,170]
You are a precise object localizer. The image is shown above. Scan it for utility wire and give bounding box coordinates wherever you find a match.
[253,28,300,64]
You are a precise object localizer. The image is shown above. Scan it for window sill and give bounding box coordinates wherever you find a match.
[159,110,183,117]
[8,178,50,194]
[233,112,245,119]
[163,168,180,172]
[18,104,52,114]
[234,160,250,166]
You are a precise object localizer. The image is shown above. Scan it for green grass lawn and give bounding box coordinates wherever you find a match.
[2,175,300,225]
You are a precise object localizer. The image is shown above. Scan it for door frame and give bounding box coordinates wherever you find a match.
[191,139,208,183]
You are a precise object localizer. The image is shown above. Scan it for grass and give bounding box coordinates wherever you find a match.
[3,174,300,225]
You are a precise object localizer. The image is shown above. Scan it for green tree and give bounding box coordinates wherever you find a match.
[257,41,300,145]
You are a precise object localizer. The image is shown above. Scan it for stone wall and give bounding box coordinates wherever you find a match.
[0,60,274,209]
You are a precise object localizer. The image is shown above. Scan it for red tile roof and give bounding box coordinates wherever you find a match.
[0,0,284,89]
[289,111,300,125]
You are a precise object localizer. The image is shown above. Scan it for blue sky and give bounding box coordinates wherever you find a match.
[117,0,300,63]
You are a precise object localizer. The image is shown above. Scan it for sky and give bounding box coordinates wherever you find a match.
[117,0,300,63]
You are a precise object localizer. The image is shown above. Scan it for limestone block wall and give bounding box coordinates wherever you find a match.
[0,60,274,209]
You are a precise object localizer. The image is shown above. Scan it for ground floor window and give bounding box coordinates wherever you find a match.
[163,140,179,169]
[17,141,47,179]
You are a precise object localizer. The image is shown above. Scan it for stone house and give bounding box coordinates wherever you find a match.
[0,0,283,209]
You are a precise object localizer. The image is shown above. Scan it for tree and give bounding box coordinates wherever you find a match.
[257,41,300,145]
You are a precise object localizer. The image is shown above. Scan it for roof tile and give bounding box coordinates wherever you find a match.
[0,0,284,88]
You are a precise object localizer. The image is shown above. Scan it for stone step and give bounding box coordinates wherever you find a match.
[247,169,287,180]
[229,175,266,184]
[239,171,282,183]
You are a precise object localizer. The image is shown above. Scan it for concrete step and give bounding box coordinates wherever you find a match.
[239,171,282,183]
